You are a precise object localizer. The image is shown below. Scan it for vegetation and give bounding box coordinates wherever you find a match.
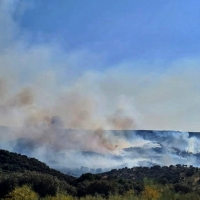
[0,149,75,183]
[1,149,200,199]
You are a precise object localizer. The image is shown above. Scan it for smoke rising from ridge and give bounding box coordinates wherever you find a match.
[1,1,200,172]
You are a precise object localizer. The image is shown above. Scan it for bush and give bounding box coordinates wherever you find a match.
[174,184,192,194]
[5,185,38,200]
[78,173,95,182]
[0,177,18,198]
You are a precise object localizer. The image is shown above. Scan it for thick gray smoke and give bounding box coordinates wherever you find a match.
[1,126,200,174]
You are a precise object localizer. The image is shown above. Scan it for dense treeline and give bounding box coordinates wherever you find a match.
[101,164,200,186]
[0,149,75,183]
[1,149,200,199]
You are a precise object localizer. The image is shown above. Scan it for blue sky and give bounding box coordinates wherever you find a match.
[1,0,200,131]
[18,0,200,65]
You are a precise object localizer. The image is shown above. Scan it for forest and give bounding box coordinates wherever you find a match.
[0,149,200,200]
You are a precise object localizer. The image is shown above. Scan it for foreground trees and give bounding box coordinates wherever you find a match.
[1,149,200,199]
[5,185,38,200]
[2,184,200,200]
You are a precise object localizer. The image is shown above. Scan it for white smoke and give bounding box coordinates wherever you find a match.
[1,1,200,173]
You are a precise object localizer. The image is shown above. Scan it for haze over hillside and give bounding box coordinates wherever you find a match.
[1,0,200,181]
[1,149,200,199]
[1,125,200,175]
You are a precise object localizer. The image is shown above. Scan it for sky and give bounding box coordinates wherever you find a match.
[17,0,200,63]
[1,0,200,131]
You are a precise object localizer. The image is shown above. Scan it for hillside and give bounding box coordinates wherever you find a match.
[1,149,200,199]
[0,149,75,183]
[101,165,200,189]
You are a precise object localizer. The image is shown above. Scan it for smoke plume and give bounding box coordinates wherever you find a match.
[1,1,200,173]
